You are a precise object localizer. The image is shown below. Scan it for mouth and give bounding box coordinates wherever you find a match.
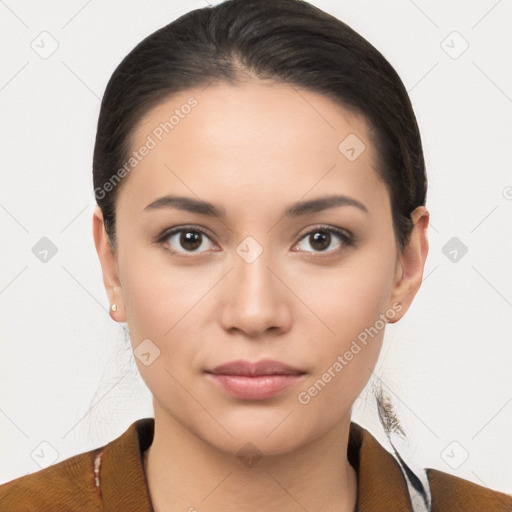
[203,359,307,400]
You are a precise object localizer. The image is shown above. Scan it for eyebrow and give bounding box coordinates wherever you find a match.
[143,194,369,218]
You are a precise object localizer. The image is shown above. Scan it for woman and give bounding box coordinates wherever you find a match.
[1,0,510,510]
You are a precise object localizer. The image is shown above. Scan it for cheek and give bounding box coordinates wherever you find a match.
[119,242,201,339]
[118,246,216,378]
[298,251,396,347]
[294,249,396,407]
[119,256,204,415]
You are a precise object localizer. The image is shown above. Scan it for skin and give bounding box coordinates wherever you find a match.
[93,80,429,512]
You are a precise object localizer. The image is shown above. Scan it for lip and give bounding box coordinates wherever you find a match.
[207,359,305,377]
[204,359,307,400]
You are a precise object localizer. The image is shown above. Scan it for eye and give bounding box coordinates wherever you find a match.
[293,225,353,254]
[156,226,217,255]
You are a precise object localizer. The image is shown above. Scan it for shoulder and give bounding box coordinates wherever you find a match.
[0,418,154,511]
[350,421,512,511]
[0,446,103,510]
[427,467,512,512]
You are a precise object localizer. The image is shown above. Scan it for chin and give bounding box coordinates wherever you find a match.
[203,407,322,455]
[206,426,308,459]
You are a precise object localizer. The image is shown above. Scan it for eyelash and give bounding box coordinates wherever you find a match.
[154,224,354,257]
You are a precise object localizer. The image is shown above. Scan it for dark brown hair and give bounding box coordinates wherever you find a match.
[93,0,427,253]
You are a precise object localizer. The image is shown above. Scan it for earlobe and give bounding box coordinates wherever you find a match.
[387,206,429,324]
[92,206,126,323]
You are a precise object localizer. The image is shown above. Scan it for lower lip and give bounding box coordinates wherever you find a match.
[206,373,304,400]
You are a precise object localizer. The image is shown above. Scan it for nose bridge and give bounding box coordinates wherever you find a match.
[233,235,279,304]
[220,235,290,335]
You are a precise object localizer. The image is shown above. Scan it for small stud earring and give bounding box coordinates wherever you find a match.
[110,304,118,312]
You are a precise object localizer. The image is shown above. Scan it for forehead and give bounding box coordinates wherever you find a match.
[120,80,387,216]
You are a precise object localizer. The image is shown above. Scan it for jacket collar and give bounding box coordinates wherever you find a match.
[100,417,416,512]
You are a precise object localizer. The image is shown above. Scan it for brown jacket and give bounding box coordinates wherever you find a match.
[1,418,510,511]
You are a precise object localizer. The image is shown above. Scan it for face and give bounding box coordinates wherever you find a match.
[94,80,427,456]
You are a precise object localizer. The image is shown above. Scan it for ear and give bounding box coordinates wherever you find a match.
[387,206,429,323]
[92,206,126,323]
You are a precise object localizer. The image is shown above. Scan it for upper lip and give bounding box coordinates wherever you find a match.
[206,359,306,377]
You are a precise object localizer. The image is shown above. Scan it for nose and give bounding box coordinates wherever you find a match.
[219,248,292,339]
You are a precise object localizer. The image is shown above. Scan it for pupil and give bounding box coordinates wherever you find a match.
[311,231,330,251]
[181,231,202,251]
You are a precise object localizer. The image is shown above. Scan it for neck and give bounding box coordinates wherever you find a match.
[143,404,357,512]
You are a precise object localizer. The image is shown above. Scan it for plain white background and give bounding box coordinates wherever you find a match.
[1,0,511,494]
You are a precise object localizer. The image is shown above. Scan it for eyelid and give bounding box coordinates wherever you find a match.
[154,225,218,255]
[155,223,354,255]
[155,224,212,243]
[293,224,354,252]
